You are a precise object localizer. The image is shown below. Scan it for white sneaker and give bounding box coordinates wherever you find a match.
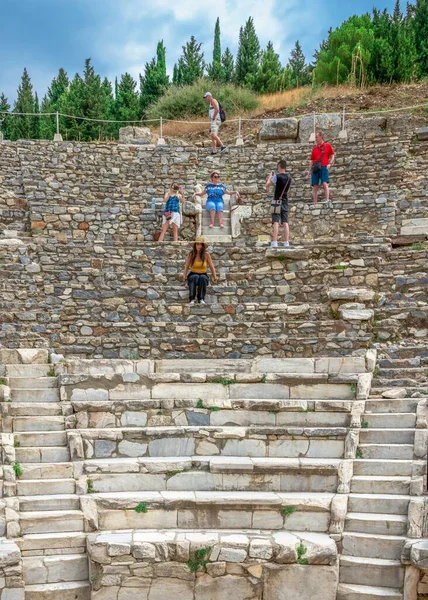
[199,300,206,305]
[282,241,289,247]
[189,300,195,306]
[271,241,278,248]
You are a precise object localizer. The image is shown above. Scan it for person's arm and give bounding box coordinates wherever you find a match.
[266,173,277,192]
[164,192,169,201]
[182,254,191,281]
[211,99,219,121]
[206,253,217,281]
[328,146,335,168]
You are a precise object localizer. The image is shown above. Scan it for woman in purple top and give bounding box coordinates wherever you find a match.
[193,171,240,228]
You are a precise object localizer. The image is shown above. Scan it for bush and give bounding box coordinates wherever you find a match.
[146,79,259,121]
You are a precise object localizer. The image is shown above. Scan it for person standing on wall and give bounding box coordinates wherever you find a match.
[203,92,226,155]
[308,130,335,204]
[182,236,217,306]
[266,160,292,248]
[193,171,240,229]
[158,182,184,242]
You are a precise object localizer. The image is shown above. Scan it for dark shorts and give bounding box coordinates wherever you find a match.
[271,200,289,224]
[311,166,330,186]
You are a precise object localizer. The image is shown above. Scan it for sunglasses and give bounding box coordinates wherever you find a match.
[212,174,219,178]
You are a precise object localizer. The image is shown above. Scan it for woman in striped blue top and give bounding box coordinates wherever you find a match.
[158,182,184,241]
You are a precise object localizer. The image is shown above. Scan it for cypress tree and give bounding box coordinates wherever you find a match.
[140,41,170,114]
[222,48,235,82]
[288,41,310,87]
[255,42,283,93]
[207,18,224,81]
[40,68,70,139]
[235,17,260,88]
[0,93,11,139]
[413,0,428,77]
[114,73,140,122]
[9,68,38,140]
[173,36,205,86]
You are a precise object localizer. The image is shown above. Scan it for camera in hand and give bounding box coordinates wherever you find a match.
[173,185,179,191]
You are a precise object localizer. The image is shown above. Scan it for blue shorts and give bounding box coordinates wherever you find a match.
[311,166,330,186]
[206,199,224,212]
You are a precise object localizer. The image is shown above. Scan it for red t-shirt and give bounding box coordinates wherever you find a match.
[311,143,334,166]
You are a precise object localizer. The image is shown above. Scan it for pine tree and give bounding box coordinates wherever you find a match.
[58,73,85,140]
[9,68,38,140]
[235,17,261,88]
[397,10,418,81]
[114,73,140,122]
[255,42,283,93]
[140,41,169,113]
[413,0,428,77]
[0,93,11,139]
[288,41,310,87]
[222,48,235,82]
[174,36,205,86]
[207,18,224,81]
[33,93,40,139]
[40,68,70,139]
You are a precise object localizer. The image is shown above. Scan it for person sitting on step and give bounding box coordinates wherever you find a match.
[193,171,240,229]
[158,182,184,242]
[182,236,217,306]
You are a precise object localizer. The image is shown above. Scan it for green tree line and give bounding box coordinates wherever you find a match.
[1,1,427,141]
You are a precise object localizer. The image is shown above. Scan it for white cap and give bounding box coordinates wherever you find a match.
[203,92,212,98]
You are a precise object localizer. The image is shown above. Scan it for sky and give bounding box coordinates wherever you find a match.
[1,0,397,103]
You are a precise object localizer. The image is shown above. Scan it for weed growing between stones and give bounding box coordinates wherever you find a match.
[207,406,220,412]
[302,406,314,413]
[333,264,347,271]
[13,462,23,478]
[408,242,425,251]
[361,420,369,428]
[13,440,20,448]
[47,367,55,377]
[196,399,204,409]
[373,366,380,378]
[187,547,212,573]
[165,470,184,480]
[87,479,95,494]
[0,378,7,385]
[350,383,357,393]
[208,377,235,385]
[134,502,149,514]
[261,374,267,383]
[330,309,340,320]
[281,506,296,518]
[297,543,308,565]
[269,409,279,415]
[356,448,363,458]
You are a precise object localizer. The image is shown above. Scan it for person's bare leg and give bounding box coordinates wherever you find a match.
[272,222,279,242]
[210,209,215,226]
[217,210,224,226]
[172,223,178,241]
[283,223,289,242]
[322,182,330,201]
[213,133,223,147]
[312,185,319,204]
[158,221,169,241]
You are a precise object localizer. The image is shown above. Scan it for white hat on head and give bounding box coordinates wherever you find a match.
[203,92,212,98]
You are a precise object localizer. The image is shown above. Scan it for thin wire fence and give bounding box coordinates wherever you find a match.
[0,100,427,141]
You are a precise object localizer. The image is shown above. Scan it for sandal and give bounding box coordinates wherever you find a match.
[209,222,214,228]
[219,222,224,228]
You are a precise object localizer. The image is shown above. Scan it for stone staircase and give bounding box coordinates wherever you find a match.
[200,193,232,242]
[3,356,90,599]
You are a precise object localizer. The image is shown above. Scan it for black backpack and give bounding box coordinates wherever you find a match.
[218,103,226,123]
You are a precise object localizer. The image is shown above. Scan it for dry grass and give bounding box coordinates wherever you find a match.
[160,121,207,138]
[311,84,363,99]
[256,87,311,113]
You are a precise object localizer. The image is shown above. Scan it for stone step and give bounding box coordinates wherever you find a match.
[84,455,340,494]
[24,581,90,600]
[9,402,63,417]
[17,531,87,554]
[365,398,418,413]
[358,444,413,460]
[13,416,65,432]
[17,479,76,496]
[341,532,406,560]
[8,376,57,389]
[339,555,404,589]
[359,429,414,444]
[345,513,407,536]
[16,447,70,463]
[19,463,74,480]
[348,493,409,515]
[23,553,89,585]
[337,583,402,600]
[20,510,84,534]
[350,476,411,495]
[363,413,416,428]
[14,431,67,447]
[92,490,334,532]
[10,388,60,403]
[353,459,416,477]
[19,494,80,512]
[6,364,51,378]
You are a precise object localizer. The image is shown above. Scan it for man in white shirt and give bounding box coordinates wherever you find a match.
[203,92,227,155]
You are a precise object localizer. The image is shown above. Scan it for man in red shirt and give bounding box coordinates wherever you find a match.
[308,130,335,204]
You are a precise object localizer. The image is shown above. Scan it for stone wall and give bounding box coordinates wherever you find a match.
[0,540,23,600]
[1,115,427,242]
